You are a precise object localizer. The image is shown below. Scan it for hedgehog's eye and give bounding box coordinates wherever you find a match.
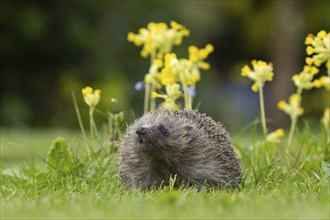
[161,129,168,135]
[158,125,168,136]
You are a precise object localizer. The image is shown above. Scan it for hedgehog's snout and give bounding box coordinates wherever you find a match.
[136,126,147,135]
[136,126,148,144]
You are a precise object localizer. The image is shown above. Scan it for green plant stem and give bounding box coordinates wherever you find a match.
[144,83,150,113]
[287,88,302,146]
[287,116,297,148]
[92,116,99,139]
[259,87,267,138]
[149,51,156,111]
[182,82,191,109]
[89,108,94,139]
[71,91,87,139]
[150,84,156,111]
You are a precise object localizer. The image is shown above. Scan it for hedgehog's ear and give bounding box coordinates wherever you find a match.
[183,125,194,141]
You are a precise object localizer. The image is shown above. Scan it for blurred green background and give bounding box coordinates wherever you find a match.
[1,0,329,132]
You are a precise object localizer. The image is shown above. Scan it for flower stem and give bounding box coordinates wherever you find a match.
[259,86,267,138]
[144,83,150,113]
[71,91,87,139]
[149,51,156,111]
[180,71,191,109]
[287,88,302,146]
[89,107,94,139]
[150,84,156,111]
[184,85,190,109]
[287,116,297,147]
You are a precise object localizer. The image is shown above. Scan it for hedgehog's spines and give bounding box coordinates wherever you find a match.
[119,109,242,190]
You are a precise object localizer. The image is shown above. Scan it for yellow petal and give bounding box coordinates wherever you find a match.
[304,34,314,45]
[277,101,287,110]
[313,79,322,88]
[305,57,313,65]
[151,91,160,99]
[82,86,93,96]
[306,46,314,55]
[314,59,322,67]
[275,129,284,137]
[251,83,259,92]
[317,30,326,38]
[241,65,251,76]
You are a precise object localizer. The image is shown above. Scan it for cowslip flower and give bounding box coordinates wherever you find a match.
[82,86,101,107]
[127,21,189,58]
[81,86,101,139]
[152,83,182,109]
[145,62,162,89]
[313,76,330,90]
[157,53,179,86]
[305,30,330,67]
[291,65,319,91]
[188,44,214,70]
[241,59,273,137]
[241,60,274,92]
[277,93,304,119]
[266,129,285,143]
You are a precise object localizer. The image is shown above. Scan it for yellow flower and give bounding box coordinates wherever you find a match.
[241,60,274,92]
[306,46,314,55]
[165,83,182,100]
[198,62,210,70]
[153,58,163,68]
[304,30,330,67]
[151,91,164,99]
[188,44,214,65]
[304,34,314,45]
[292,65,319,90]
[158,67,177,86]
[266,129,285,143]
[313,79,322,88]
[319,76,330,90]
[127,21,190,58]
[161,99,180,110]
[82,86,101,107]
[317,30,327,38]
[188,44,214,72]
[290,93,301,105]
[241,65,251,77]
[152,83,182,110]
[277,101,287,110]
[277,93,304,118]
[145,63,162,89]
[251,83,259,92]
[313,76,329,90]
[305,57,313,65]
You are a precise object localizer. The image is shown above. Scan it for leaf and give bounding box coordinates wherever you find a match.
[47,137,73,174]
[321,161,330,180]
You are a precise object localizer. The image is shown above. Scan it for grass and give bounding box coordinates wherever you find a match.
[1,125,329,219]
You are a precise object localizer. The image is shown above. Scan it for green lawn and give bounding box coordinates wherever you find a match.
[1,127,329,219]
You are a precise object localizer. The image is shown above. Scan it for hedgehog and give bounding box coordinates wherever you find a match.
[119,109,242,190]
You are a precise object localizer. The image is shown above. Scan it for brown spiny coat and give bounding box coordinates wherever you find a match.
[119,109,242,190]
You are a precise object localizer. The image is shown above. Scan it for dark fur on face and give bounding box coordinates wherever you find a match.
[119,109,242,190]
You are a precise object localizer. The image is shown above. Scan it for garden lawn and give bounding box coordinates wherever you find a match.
[1,127,329,219]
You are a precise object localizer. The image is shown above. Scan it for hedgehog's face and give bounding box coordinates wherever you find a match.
[133,113,194,158]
